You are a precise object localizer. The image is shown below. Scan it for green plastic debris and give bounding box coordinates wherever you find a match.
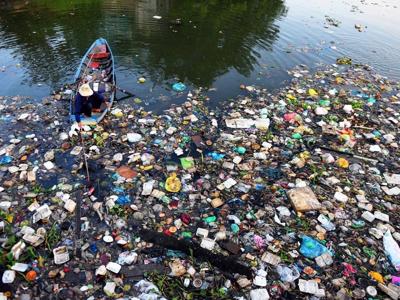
[362,246,377,258]
[181,231,192,238]
[336,57,352,65]
[286,140,294,148]
[203,216,217,223]
[231,223,240,233]
[161,195,171,204]
[182,136,191,143]
[292,133,302,140]
[180,157,195,170]
[234,147,246,154]
[351,220,365,229]
[246,211,256,220]
[319,99,330,106]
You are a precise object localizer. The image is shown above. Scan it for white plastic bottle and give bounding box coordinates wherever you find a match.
[383,230,400,271]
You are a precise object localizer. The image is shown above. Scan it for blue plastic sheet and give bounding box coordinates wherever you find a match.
[255,184,265,191]
[172,82,186,92]
[300,236,328,259]
[89,243,98,254]
[351,90,369,100]
[116,195,131,205]
[0,155,12,165]
[207,152,225,160]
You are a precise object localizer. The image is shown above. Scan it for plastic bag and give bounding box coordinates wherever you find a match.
[165,173,181,193]
[207,152,225,160]
[300,236,328,259]
[317,214,336,231]
[180,157,194,170]
[172,82,186,92]
[368,271,384,284]
[308,88,318,96]
[118,251,138,265]
[116,195,130,205]
[276,265,300,282]
[336,157,349,168]
[0,155,12,165]
[383,230,400,271]
[134,280,167,300]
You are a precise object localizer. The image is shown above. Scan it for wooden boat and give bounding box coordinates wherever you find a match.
[70,38,115,125]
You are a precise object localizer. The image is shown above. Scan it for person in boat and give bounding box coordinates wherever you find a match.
[75,83,110,127]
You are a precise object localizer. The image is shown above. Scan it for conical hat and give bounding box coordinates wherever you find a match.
[78,83,93,97]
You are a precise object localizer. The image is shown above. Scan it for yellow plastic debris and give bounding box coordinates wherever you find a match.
[308,89,318,97]
[299,151,311,161]
[140,165,153,171]
[336,157,349,168]
[38,256,45,267]
[335,77,345,84]
[101,132,109,140]
[165,173,181,193]
[5,214,13,223]
[286,94,296,101]
[368,271,384,284]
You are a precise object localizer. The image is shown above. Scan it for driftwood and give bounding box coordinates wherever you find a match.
[138,228,253,278]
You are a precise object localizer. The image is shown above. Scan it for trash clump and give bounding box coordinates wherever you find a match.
[0,63,399,299]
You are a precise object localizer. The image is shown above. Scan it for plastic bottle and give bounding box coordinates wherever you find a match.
[383,230,400,271]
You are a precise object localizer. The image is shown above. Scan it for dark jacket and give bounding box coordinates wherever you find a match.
[75,92,104,122]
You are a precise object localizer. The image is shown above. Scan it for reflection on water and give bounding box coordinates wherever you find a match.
[0,0,399,110]
[0,0,288,108]
[0,0,287,108]
[1,0,285,86]
[123,0,287,87]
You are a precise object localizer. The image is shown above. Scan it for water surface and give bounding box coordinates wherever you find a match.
[0,0,399,111]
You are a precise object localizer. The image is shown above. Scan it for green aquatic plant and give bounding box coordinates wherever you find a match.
[45,223,60,250]
[109,205,127,217]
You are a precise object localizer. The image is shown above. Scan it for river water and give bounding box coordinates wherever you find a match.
[0,0,399,111]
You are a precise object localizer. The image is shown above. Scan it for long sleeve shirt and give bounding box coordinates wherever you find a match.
[74,92,104,123]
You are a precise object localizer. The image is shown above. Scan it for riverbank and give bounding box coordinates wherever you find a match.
[0,63,400,299]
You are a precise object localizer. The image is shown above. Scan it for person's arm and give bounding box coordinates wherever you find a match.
[75,94,82,123]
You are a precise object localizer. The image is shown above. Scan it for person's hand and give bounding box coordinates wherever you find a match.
[78,122,83,130]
